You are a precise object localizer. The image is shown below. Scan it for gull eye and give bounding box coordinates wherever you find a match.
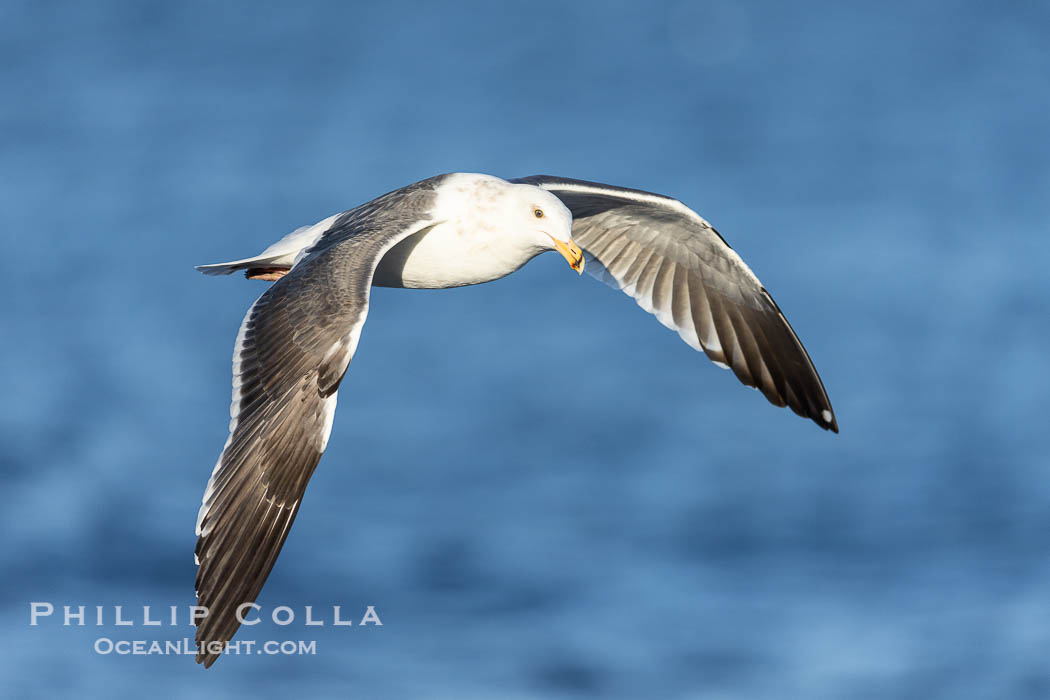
[533,208,544,218]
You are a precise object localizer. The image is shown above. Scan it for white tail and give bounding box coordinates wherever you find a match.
[195,254,291,276]
[195,212,341,277]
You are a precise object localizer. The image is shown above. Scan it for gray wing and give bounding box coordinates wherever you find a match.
[193,179,441,667]
[514,175,837,432]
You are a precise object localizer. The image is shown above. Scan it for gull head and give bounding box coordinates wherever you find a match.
[506,182,583,274]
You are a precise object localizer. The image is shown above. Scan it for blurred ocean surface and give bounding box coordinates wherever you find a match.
[3,1,1049,698]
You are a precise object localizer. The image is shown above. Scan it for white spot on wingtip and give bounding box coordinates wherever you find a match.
[712,360,730,370]
[821,410,833,423]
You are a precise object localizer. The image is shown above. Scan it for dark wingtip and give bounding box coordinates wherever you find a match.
[194,635,222,668]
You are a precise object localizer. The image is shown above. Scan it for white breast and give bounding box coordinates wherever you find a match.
[372,221,543,289]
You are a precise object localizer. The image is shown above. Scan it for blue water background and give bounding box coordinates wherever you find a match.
[3,1,1049,697]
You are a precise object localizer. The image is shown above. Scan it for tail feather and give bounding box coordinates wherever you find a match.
[195,255,289,277]
[195,213,340,279]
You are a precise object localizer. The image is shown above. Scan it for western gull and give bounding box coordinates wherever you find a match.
[192,172,837,666]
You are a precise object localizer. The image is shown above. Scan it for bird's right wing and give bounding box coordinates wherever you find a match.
[193,181,440,667]
[515,175,836,432]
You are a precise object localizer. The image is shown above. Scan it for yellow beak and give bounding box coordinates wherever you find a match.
[552,237,585,274]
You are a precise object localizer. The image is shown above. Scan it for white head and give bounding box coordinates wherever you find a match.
[432,173,584,275]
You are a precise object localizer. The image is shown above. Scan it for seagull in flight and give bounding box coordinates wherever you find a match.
[192,172,837,666]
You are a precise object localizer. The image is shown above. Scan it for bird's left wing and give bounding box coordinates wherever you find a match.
[514,175,837,432]
[193,180,440,667]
